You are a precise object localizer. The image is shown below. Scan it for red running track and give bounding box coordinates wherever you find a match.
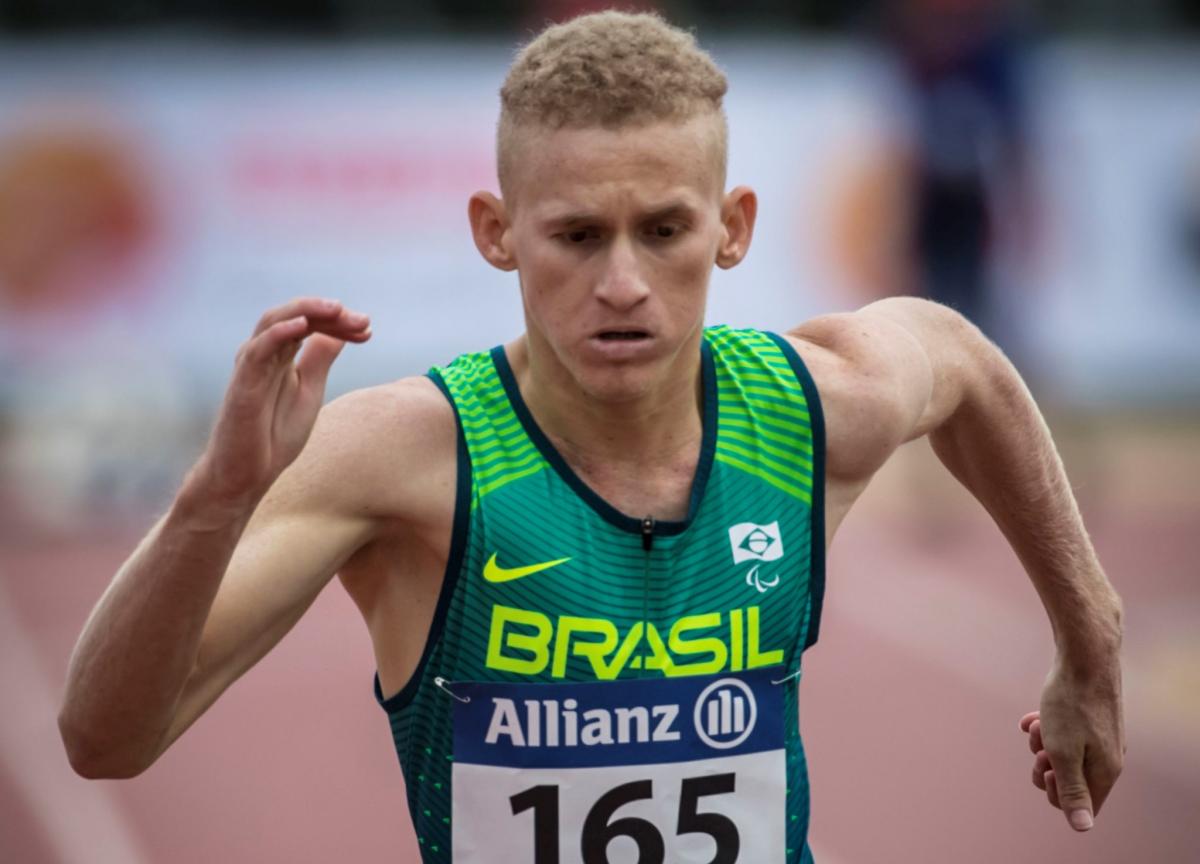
[2,469,1197,863]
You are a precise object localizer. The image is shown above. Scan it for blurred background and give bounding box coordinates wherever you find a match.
[1,1,1197,862]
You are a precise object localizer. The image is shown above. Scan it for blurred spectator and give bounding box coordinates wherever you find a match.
[883,0,1034,342]
[1182,148,1200,280]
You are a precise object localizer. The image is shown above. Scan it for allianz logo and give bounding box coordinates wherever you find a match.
[694,677,758,750]
[484,677,758,751]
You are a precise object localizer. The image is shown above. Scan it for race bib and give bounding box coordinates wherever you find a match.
[450,668,786,863]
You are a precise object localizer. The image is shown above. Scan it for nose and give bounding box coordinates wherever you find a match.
[593,235,649,310]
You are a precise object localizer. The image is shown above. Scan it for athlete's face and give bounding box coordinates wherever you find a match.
[470,115,756,402]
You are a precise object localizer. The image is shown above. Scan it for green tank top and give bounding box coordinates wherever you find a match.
[376,325,825,864]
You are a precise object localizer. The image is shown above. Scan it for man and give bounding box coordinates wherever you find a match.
[59,11,1123,863]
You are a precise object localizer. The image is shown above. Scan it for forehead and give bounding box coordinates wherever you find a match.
[504,115,726,215]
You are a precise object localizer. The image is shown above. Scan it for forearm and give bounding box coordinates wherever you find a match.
[928,336,1122,671]
[58,466,256,777]
[819,298,1124,825]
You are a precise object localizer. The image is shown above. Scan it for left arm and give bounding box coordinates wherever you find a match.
[786,296,1124,832]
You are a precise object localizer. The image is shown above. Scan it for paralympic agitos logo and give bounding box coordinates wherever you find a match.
[728,521,785,593]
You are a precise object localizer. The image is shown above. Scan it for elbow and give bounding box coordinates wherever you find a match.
[58,708,155,780]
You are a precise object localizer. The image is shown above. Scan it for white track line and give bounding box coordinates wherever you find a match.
[0,578,147,864]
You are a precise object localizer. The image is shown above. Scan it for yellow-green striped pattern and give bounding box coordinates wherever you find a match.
[436,351,548,505]
[709,325,816,505]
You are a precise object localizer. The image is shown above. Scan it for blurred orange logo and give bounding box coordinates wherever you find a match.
[0,127,154,316]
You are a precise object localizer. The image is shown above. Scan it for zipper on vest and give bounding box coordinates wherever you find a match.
[640,515,655,552]
[640,515,654,678]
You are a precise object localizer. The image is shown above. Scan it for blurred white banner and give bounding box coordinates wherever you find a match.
[0,39,1198,524]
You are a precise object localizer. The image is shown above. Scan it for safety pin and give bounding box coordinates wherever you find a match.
[771,668,803,686]
[434,676,471,703]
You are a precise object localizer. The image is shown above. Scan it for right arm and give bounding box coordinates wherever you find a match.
[58,298,376,778]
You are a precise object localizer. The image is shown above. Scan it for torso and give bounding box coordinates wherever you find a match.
[371,327,824,862]
[340,329,858,706]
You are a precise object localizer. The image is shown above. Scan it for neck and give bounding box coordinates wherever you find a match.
[507,333,705,469]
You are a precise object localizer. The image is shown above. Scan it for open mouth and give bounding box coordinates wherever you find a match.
[595,330,650,341]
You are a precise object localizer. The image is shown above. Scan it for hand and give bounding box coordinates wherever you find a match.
[1019,660,1124,832]
[191,297,371,514]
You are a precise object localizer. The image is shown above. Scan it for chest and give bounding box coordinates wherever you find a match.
[559,449,698,523]
[454,458,814,688]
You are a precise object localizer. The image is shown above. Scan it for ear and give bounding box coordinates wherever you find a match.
[468,191,517,272]
[716,185,757,270]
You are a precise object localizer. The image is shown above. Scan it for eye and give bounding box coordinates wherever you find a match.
[560,227,599,244]
[650,223,681,240]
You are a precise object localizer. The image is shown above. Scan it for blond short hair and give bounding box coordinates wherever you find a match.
[497,11,729,194]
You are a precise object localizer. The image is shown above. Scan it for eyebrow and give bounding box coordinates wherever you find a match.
[642,202,698,222]
[539,200,699,227]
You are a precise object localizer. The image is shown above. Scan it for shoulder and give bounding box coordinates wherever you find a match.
[778,298,969,481]
[316,374,456,455]
[271,374,458,524]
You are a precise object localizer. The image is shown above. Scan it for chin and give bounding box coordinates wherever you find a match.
[571,358,661,404]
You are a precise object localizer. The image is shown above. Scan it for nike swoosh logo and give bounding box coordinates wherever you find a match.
[483,553,572,584]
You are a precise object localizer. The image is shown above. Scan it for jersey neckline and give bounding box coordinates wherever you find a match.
[489,337,718,538]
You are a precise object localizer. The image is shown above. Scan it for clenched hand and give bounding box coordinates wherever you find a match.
[1019,660,1124,832]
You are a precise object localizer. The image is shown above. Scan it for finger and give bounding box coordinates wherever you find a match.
[251,299,370,343]
[239,316,308,369]
[226,319,307,411]
[1088,752,1123,816]
[252,298,348,337]
[1045,769,1060,809]
[276,330,304,366]
[296,333,350,396]
[1032,750,1051,790]
[1046,749,1095,831]
[308,312,372,343]
[1019,711,1040,733]
[1028,720,1043,755]
[242,308,369,368]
